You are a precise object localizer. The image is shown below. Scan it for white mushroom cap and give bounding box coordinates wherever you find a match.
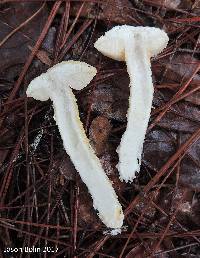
[26,61,97,101]
[94,25,169,61]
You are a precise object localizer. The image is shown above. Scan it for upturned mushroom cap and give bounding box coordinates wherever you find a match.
[26,61,97,100]
[94,25,169,61]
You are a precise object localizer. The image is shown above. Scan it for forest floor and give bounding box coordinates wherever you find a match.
[0,0,200,257]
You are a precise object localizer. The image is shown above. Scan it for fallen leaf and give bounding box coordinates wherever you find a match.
[84,80,129,122]
[0,149,9,166]
[125,241,169,258]
[77,181,100,229]
[179,134,200,191]
[28,45,52,66]
[145,0,181,9]
[156,100,200,133]
[143,129,176,171]
[154,54,200,106]
[89,116,112,156]
[125,244,146,258]
[42,26,56,54]
[71,0,136,25]
[59,152,76,181]
[0,3,48,75]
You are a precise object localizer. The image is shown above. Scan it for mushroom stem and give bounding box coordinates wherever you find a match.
[26,61,124,228]
[117,36,154,181]
[51,86,123,228]
[94,25,168,182]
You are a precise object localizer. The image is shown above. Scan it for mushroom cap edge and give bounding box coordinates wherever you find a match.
[26,61,97,100]
[94,25,169,61]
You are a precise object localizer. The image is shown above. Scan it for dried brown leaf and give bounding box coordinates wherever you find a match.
[0,3,48,75]
[28,45,52,66]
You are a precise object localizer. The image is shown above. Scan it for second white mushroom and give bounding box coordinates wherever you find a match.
[26,61,124,228]
[95,25,169,182]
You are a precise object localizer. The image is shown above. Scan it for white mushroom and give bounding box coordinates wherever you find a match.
[26,61,124,228]
[94,26,169,182]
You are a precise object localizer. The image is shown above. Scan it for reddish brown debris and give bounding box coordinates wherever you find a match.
[0,1,200,257]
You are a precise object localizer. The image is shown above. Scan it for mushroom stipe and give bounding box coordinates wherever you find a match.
[26,61,124,229]
[94,25,169,182]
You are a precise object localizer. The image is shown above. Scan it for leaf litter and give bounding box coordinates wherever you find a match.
[0,0,200,257]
